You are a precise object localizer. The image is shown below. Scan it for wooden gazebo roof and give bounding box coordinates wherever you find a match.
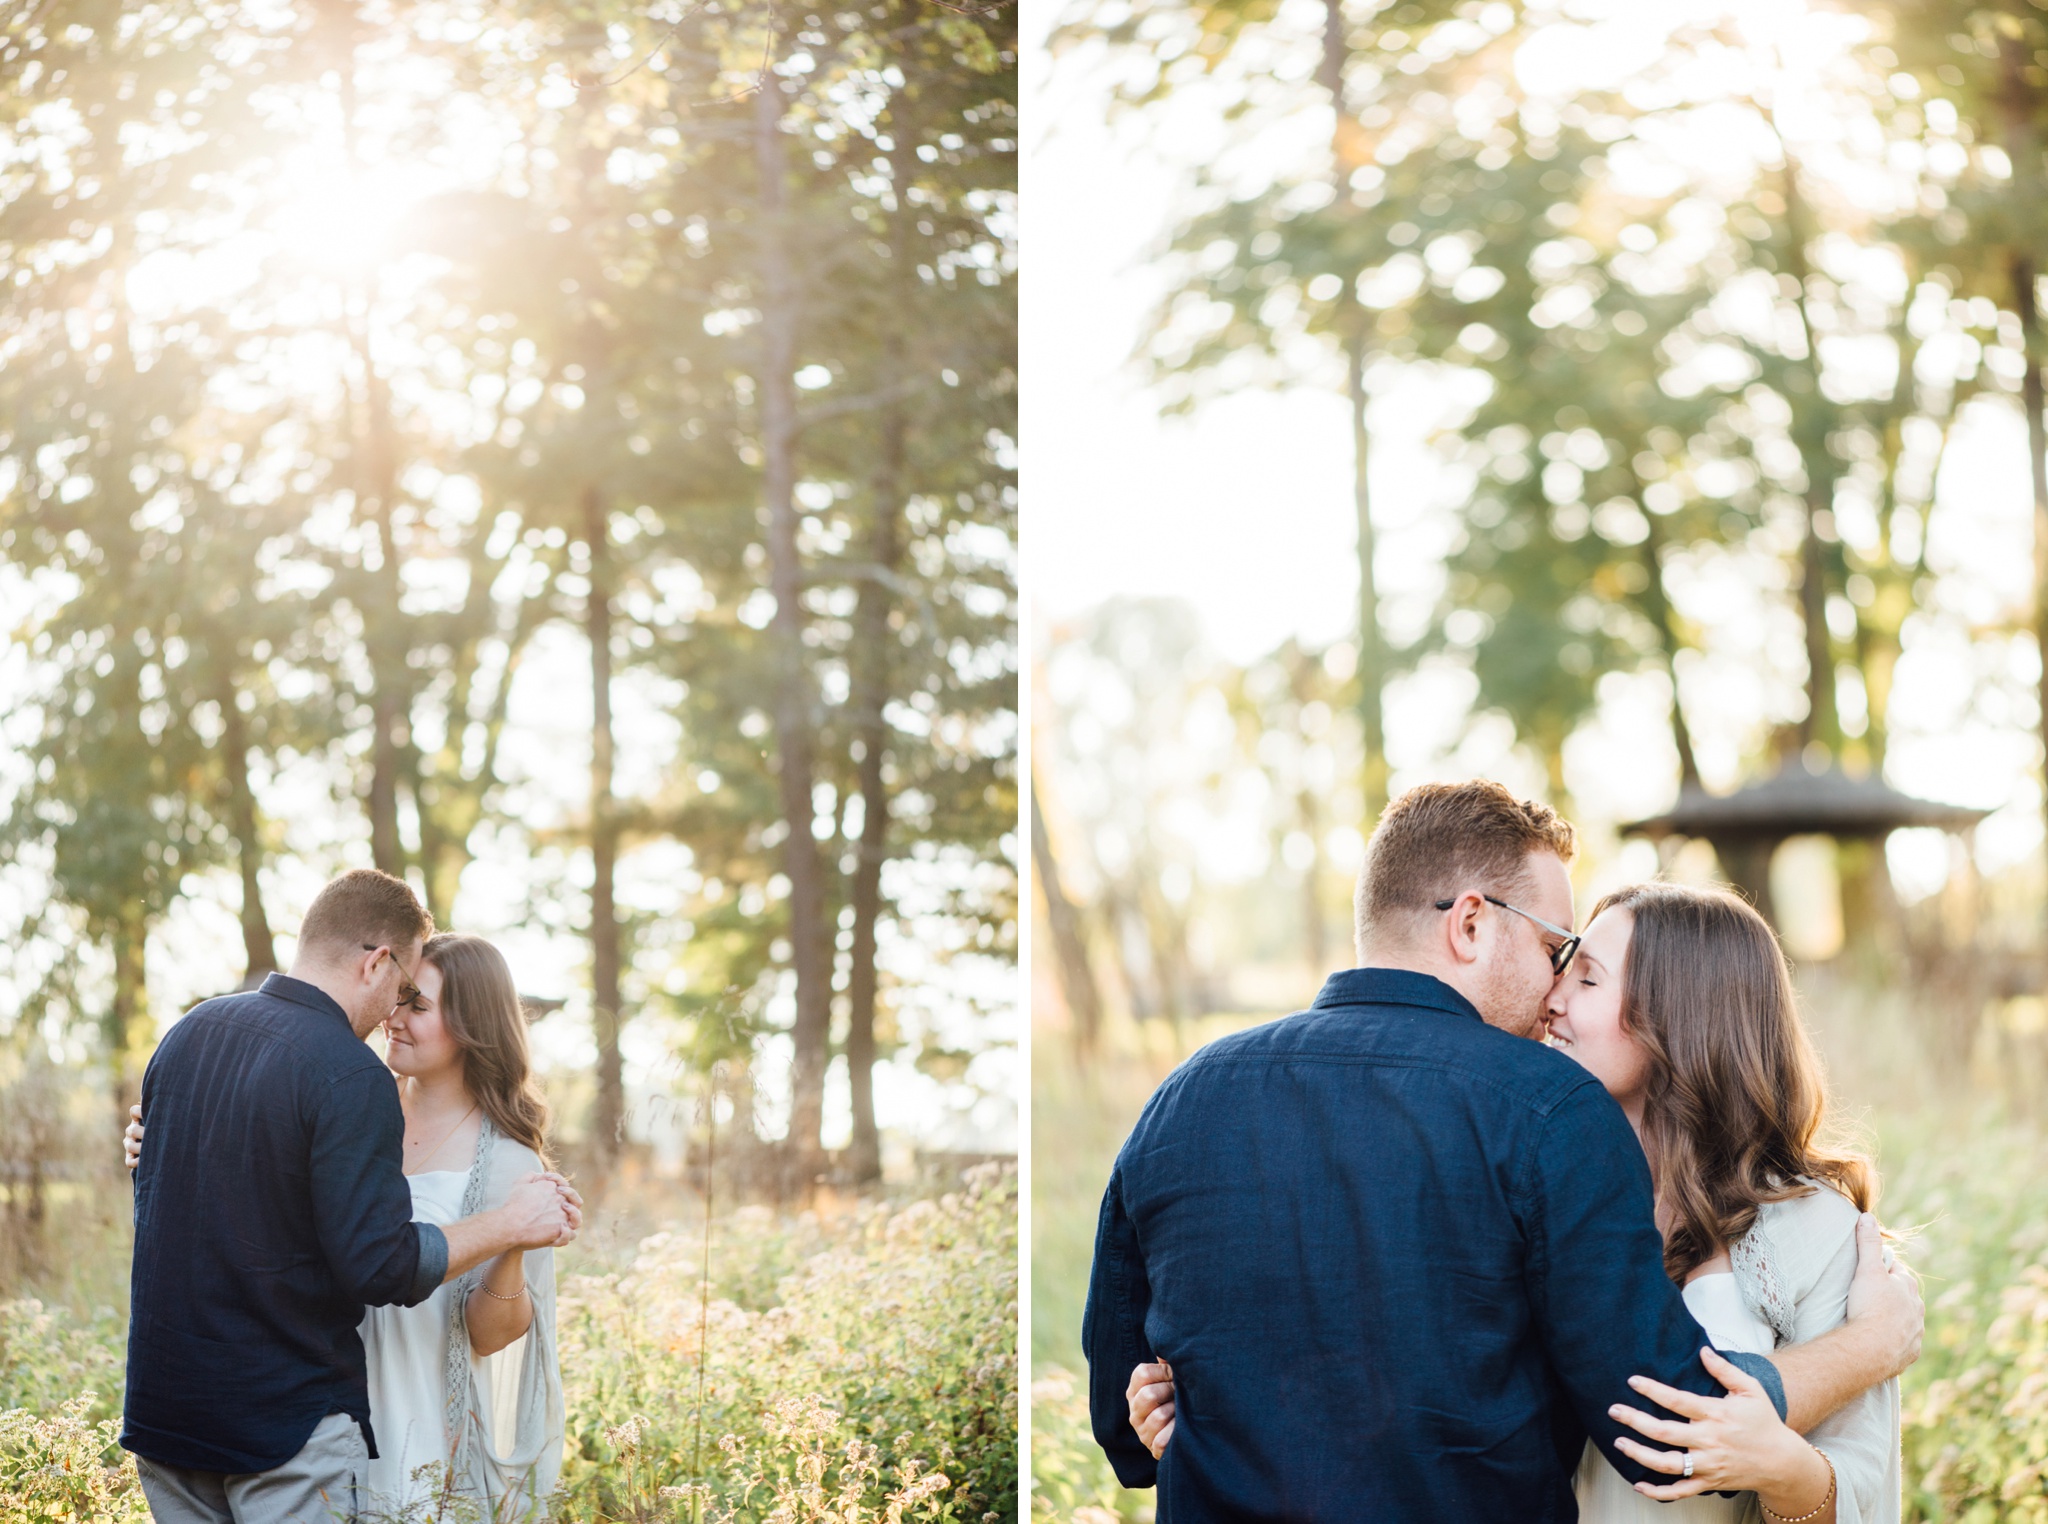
[1622,767,1990,843]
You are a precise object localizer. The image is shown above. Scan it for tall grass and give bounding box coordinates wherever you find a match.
[1028,978,2048,1523]
[0,1166,1017,1524]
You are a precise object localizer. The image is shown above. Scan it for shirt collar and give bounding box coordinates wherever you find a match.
[259,972,356,1032]
[1311,966,1485,1024]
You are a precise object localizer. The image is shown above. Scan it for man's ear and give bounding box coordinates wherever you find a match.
[1442,892,1487,966]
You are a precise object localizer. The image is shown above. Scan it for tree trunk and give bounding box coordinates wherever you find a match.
[753,61,830,1186]
[408,724,461,930]
[338,39,408,874]
[1854,618,1898,773]
[1030,777,1105,1055]
[1794,504,1833,759]
[1298,785,1328,977]
[586,487,626,1173]
[1777,152,1838,760]
[1636,511,1701,787]
[1321,0,1388,818]
[108,903,149,1133]
[843,429,904,1187]
[1319,0,1368,172]
[359,349,408,874]
[1346,333,1389,818]
[2017,259,2048,947]
[841,134,920,1186]
[218,681,277,982]
[1713,837,1777,929]
[1999,38,2048,951]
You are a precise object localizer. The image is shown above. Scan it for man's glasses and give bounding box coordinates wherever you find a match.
[364,944,426,1012]
[1432,895,1581,975]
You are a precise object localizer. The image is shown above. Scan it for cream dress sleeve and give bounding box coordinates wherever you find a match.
[440,1124,567,1520]
[1735,1183,1902,1524]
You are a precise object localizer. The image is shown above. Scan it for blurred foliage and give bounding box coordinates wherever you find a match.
[0,0,1017,1162]
[1027,1369,1147,1524]
[0,1299,129,1425]
[1039,600,1372,1021]
[1051,0,2048,829]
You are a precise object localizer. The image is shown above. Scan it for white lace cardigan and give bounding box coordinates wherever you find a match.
[1726,1181,1902,1524]
[438,1120,567,1521]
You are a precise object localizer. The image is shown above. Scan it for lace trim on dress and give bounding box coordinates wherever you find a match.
[1730,1211,1798,1348]
[443,1118,498,1471]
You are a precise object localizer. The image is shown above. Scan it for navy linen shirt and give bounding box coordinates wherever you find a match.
[122,973,449,1474]
[1084,967,1784,1521]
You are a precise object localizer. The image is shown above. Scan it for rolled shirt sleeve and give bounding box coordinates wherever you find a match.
[308,1064,438,1308]
[1522,1080,1784,1485]
[410,1222,449,1302]
[1082,1163,1160,1489]
[1722,1349,1788,1421]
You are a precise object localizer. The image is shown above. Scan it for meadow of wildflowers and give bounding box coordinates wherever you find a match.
[0,1165,1017,1524]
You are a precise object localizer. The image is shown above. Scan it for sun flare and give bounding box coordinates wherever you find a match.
[266,167,423,276]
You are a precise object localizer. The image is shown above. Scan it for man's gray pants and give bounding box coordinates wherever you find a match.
[135,1413,368,1524]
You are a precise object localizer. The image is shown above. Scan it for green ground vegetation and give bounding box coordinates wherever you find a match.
[0,1166,1017,1524]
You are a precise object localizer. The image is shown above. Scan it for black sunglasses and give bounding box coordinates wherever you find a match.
[1433,895,1582,975]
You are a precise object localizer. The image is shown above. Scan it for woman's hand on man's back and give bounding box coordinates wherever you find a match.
[1127,1360,1176,1458]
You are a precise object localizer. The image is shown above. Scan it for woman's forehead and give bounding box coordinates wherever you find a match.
[1581,905,1633,954]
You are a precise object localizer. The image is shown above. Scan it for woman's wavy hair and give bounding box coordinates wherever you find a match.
[420,932,552,1166]
[1593,881,1873,1283]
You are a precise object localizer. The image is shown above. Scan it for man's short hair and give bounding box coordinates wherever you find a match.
[299,869,434,960]
[1354,780,1576,953]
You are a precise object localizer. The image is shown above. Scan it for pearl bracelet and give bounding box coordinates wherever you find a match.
[1760,1445,1835,1523]
[478,1281,528,1301]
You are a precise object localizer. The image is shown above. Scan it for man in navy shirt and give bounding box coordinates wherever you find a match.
[124,869,580,1524]
[1084,781,1922,1520]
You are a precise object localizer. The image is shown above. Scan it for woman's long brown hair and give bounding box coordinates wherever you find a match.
[1593,882,1873,1283]
[421,932,552,1166]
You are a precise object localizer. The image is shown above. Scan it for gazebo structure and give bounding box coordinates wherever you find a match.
[1621,766,1990,929]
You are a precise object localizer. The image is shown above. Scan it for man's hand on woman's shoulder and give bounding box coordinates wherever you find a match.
[1765,1209,1922,1434]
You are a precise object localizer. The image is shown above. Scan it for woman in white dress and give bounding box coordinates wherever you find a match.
[1126,882,1901,1524]
[129,932,570,1521]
